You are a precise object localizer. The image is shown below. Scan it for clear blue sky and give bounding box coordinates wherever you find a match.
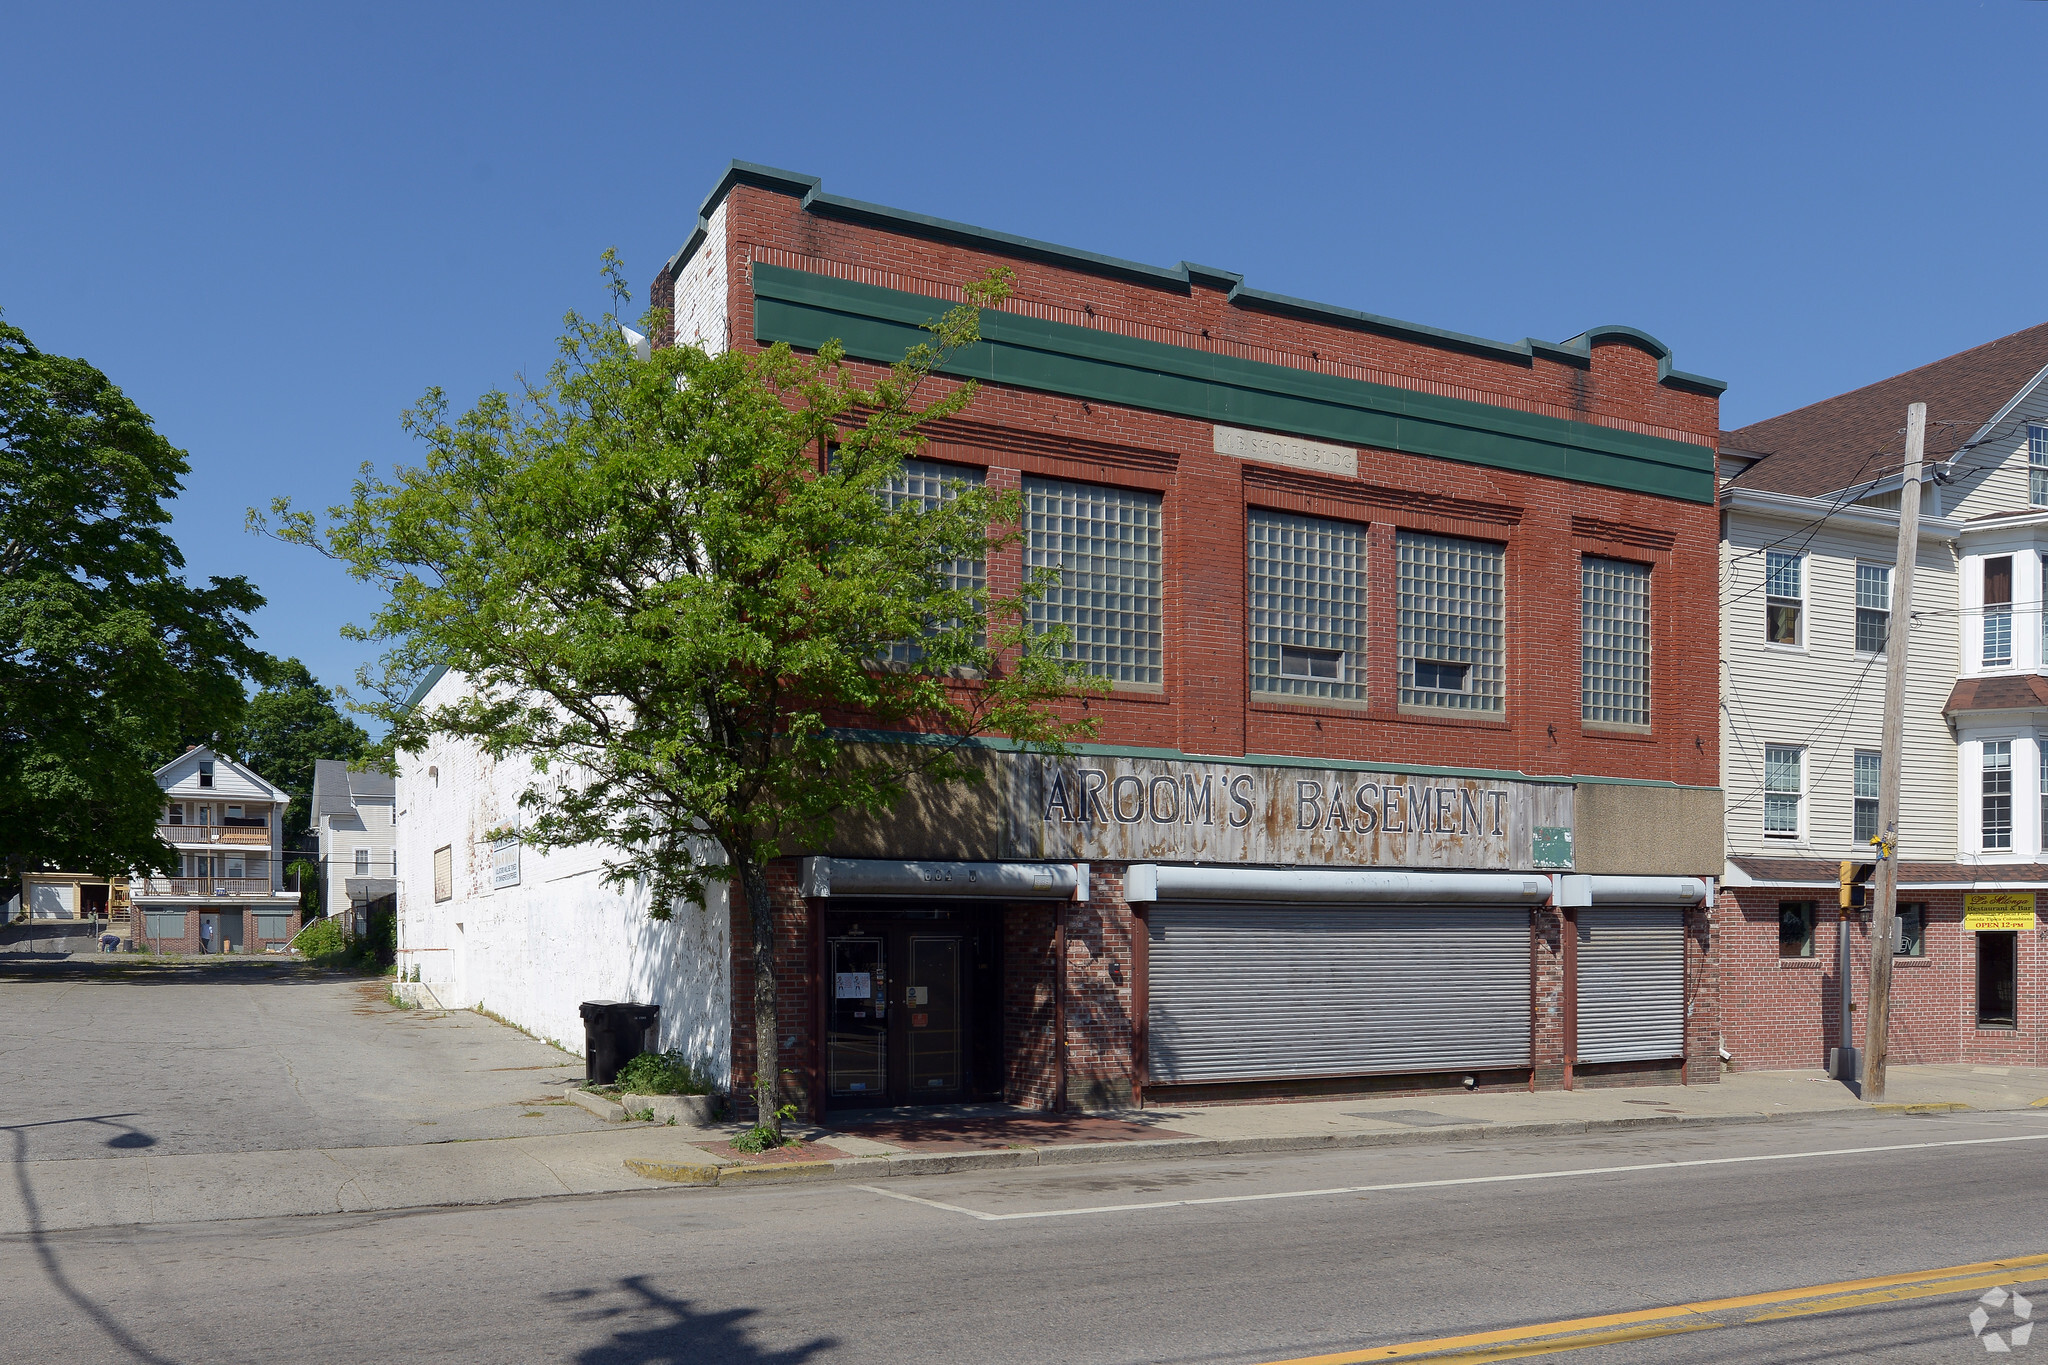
[5,3,2043,729]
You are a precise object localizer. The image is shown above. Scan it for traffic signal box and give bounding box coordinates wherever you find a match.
[1839,860,1875,911]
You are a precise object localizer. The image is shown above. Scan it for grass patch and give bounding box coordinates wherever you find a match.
[613,1049,714,1097]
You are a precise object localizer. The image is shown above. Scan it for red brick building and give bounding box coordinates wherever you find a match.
[646,163,1728,1116]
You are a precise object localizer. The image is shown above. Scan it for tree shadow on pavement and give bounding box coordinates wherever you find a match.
[552,1276,834,1365]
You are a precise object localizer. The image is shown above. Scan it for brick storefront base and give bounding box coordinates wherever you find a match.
[1718,887,2048,1071]
[757,859,1716,1118]
[131,907,304,956]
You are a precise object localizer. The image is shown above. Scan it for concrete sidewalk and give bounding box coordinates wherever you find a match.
[10,1064,2045,1235]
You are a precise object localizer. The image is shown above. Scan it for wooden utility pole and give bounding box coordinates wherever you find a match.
[1864,402,1925,1099]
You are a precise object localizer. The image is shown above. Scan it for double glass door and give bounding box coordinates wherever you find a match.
[827,924,968,1106]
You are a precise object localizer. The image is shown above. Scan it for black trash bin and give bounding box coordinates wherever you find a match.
[610,1002,660,1076]
[580,1000,661,1084]
[580,999,622,1083]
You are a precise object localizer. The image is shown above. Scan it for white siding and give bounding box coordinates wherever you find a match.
[1720,511,1959,861]
[396,671,731,1081]
[1941,383,2048,523]
[672,198,729,356]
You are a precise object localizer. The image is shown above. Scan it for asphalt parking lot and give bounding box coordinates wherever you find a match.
[0,958,603,1160]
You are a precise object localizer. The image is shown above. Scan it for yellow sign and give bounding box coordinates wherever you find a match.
[1965,892,2037,932]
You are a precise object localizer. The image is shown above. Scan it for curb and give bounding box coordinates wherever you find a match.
[622,1103,1987,1188]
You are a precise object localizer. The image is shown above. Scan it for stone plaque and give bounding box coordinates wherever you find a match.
[1213,424,1358,477]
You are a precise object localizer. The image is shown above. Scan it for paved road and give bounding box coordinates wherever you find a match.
[9,1108,2048,1363]
[0,958,599,1158]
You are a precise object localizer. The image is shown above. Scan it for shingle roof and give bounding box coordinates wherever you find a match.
[1944,675,2048,716]
[312,759,393,816]
[1723,322,2048,498]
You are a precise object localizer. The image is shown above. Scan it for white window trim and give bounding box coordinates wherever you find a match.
[1762,743,1806,842]
[1763,551,1806,653]
[1852,560,1892,659]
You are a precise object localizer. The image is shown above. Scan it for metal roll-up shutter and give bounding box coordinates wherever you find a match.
[1146,904,1531,1085]
[1575,906,1685,1063]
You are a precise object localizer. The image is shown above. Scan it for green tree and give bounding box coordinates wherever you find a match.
[225,657,370,843]
[258,256,1097,1131]
[0,314,268,902]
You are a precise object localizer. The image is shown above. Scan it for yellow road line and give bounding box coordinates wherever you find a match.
[1354,1323,1719,1365]
[1745,1266,2048,1322]
[1253,1250,2048,1364]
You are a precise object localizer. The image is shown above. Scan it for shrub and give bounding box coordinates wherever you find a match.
[613,1048,713,1096]
[294,915,387,973]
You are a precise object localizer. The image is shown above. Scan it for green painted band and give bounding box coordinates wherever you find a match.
[752,264,1717,505]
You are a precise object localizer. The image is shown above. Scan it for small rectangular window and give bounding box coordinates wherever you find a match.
[1414,660,1469,691]
[1582,556,1650,726]
[1985,557,2014,666]
[1024,477,1163,686]
[1764,745,1803,838]
[354,847,370,876]
[1978,932,2018,1026]
[166,804,183,826]
[1853,750,1881,846]
[1855,563,1891,655]
[225,856,245,880]
[1983,740,2014,850]
[1897,903,1926,959]
[1779,901,1815,959]
[2031,424,2048,506]
[1249,510,1367,702]
[1398,531,1504,711]
[198,760,214,789]
[434,845,453,903]
[1765,551,1803,645]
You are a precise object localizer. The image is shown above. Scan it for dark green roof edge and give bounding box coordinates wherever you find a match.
[666,160,1726,396]
[830,728,1717,792]
[399,664,450,715]
[754,264,1717,502]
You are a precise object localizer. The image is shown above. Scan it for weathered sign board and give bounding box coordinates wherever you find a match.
[1000,754,1573,870]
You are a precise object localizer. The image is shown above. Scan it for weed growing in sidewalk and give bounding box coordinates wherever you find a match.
[731,1103,800,1154]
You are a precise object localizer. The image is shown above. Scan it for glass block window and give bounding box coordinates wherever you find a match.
[1581,557,1649,725]
[1397,531,1504,711]
[1024,477,1163,686]
[1983,740,2013,851]
[2031,424,2048,506]
[1765,551,1803,645]
[882,460,987,667]
[1854,750,1881,846]
[1984,556,2013,667]
[1764,745,1802,838]
[1855,563,1891,656]
[1248,510,1366,702]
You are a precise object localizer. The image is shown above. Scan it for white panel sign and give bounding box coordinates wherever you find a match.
[1003,755,1572,871]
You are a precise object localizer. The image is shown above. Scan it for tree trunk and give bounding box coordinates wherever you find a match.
[739,854,780,1134]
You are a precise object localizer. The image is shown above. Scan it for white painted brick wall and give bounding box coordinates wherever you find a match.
[671,198,728,354]
[396,671,731,1087]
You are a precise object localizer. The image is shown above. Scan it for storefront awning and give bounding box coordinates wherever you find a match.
[1123,865,1551,904]
[798,858,1088,901]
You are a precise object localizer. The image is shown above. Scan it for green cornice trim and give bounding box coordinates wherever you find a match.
[754,263,1718,503]
[667,160,1727,397]
[830,728,1718,791]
